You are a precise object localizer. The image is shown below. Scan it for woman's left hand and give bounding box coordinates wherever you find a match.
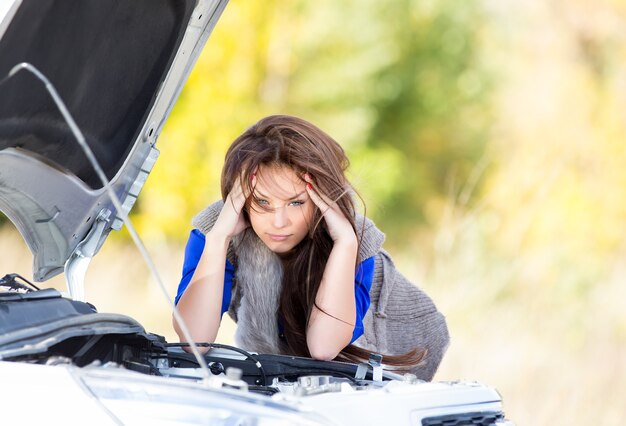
[304,174,357,246]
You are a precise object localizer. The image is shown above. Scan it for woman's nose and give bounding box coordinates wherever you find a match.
[273,207,289,228]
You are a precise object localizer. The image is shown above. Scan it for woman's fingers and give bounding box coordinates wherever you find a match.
[231,172,256,211]
[305,182,329,212]
[304,174,356,244]
[304,174,336,214]
[214,173,256,239]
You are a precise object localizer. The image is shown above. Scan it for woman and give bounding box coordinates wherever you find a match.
[173,115,449,380]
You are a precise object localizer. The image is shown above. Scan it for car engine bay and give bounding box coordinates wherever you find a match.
[0,272,511,426]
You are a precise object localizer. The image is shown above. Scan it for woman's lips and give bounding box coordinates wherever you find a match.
[268,234,291,241]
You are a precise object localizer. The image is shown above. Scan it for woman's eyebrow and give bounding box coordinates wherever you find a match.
[254,190,306,200]
[289,190,307,200]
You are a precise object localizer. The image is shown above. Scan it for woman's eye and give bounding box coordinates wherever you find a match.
[257,199,269,205]
[289,200,304,207]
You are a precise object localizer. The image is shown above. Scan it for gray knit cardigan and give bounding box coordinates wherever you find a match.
[192,200,450,381]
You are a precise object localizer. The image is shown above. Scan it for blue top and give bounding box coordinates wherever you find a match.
[175,229,374,343]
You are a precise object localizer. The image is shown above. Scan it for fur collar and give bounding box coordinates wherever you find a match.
[192,200,385,353]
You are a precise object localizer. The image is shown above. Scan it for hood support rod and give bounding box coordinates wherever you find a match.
[64,209,111,301]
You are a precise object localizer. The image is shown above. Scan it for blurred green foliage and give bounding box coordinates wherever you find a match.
[133,0,493,247]
[361,1,492,239]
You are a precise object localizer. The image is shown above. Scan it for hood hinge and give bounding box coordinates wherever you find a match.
[64,209,111,301]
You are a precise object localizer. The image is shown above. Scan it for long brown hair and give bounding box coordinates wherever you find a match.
[221,115,424,369]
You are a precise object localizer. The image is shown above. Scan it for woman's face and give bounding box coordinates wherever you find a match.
[248,165,315,253]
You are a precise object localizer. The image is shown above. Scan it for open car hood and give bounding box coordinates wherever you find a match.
[0,0,227,287]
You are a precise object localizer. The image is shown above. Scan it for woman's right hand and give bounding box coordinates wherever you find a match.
[174,176,255,346]
[211,175,255,240]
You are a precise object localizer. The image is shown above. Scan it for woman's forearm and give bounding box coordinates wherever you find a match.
[173,232,230,345]
[307,238,358,360]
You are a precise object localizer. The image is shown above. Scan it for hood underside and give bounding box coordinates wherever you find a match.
[0,0,195,189]
[0,0,227,282]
